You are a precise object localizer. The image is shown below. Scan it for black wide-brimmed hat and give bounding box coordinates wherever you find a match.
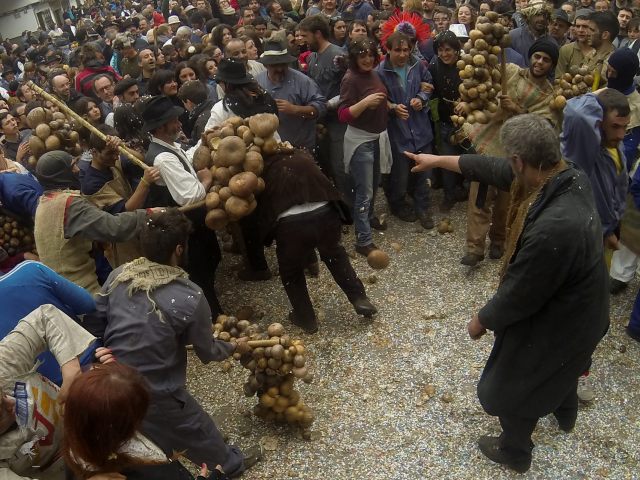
[141,95,184,132]
[214,58,255,85]
[259,40,297,65]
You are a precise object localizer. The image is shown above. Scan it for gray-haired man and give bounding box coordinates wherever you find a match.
[406,114,609,473]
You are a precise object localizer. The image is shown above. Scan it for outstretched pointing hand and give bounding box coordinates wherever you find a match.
[405,151,440,173]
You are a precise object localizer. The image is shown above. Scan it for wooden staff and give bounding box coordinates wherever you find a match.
[500,48,507,94]
[247,339,280,348]
[26,81,148,171]
[28,81,207,213]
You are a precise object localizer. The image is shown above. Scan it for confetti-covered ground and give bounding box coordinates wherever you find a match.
[186,193,640,480]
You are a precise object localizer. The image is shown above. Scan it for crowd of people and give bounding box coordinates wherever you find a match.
[0,0,638,477]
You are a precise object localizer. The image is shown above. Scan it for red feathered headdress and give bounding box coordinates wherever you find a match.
[381,12,431,47]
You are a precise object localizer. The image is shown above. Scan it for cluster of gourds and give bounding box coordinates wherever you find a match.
[549,66,595,110]
[214,309,315,428]
[26,107,82,169]
[0,210,34,257]
[452,11,510,126]
[193,113,292,231]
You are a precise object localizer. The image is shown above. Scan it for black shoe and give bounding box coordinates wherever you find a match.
[477,435,532,474]
[610,278,628,295]
[355,243,378,257]
[288,311,318,334]
[489,244,504,260]
[440,197,456,213]
[391,206,417,223]
[626,326,640,342]
[352,297,377,317]
[242,444,263,470]
[306,261,320,277]
[238,269,272,281]
[460,253,484,266]
[418,212,435,230]
[370,216,388,231]
[553,410,577,433]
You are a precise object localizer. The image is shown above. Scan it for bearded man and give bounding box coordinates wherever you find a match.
[406,114,609,473]
[461,38,561,267]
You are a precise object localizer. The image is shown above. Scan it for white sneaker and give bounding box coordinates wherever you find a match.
[577,375,595,403]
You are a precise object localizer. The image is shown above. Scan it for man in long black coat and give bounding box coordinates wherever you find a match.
[407,114,609,473]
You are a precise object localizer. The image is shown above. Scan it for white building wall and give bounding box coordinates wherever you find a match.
[0,0,77,41]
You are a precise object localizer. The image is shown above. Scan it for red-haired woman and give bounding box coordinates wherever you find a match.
[63,362,226,480]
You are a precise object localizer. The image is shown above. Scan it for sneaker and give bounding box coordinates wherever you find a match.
[355,243,378,257]
[460,253,484,267]
[237,269,272,281]
[352,297,377,317]
[577,374,595,403]
[488,244,504,260]
[288,311,318,334]
[625,326,640,342]
[370,216,388,231]
[391,206,417,223]
[242,444,263,470]
[610,278,628,295]
[477,435,531,474]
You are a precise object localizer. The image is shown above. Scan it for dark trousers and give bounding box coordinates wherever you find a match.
[387,144,432,214]
[275,205,366,323]
[187,209,222,317]
[498,379,579,459]
[239,210,269,272]
[437,124,466,201]
[143,389,245,478]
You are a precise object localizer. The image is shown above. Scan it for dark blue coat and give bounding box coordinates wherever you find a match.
[376,56,434,153]
[0,172,43,219]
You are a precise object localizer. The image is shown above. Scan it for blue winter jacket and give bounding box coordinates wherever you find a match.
[376,56,434,153]
[0,172,43,219]
[561,94,628,236]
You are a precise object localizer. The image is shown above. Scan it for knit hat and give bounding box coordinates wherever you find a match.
[528,37,559,66]
[35,150,80,190]
[607,48,639,95]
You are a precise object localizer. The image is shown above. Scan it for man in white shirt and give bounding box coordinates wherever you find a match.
[141,95,223,316]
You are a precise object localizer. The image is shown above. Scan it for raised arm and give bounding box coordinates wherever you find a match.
[0,304,95,396]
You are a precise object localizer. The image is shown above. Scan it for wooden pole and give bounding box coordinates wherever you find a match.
[247,339,280,348]
[500,48,507,94]
[26,81,149,171]
[28,81,207,214]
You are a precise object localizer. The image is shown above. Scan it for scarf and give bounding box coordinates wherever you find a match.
[104,257,189,321]
[500,159,569,280]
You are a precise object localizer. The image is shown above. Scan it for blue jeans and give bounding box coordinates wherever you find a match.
[388,143,432,214]
[349,140,380,247]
